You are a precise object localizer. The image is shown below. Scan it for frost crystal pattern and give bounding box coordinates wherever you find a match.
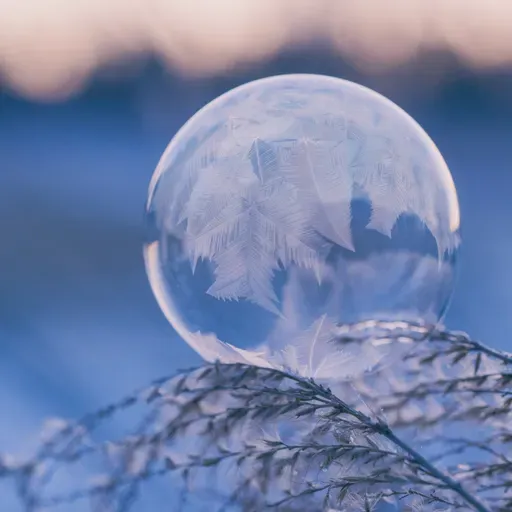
[145,74,461,379]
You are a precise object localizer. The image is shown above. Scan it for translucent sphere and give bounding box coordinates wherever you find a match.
[144,74,460,379]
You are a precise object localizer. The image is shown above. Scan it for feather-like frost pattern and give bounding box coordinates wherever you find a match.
[156,80,460,313]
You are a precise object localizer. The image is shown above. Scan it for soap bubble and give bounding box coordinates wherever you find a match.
[144,74,460,380]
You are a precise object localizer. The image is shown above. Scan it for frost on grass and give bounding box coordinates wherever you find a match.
[1,322,511,511]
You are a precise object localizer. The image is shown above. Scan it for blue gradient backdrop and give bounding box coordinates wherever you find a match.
[1,54,511,468]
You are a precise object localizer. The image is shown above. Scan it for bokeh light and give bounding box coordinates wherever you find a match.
[1,0,512,100]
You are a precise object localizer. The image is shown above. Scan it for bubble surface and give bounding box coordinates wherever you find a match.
[144,74,460,379]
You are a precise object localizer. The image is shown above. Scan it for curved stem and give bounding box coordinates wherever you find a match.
[381,427,491,512]
[466,338,512,366]
[292,373,493,512]
[436,327,512,366]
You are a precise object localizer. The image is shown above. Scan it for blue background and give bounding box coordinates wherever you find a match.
[1,51,511,465]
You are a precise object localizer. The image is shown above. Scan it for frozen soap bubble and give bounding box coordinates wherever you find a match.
[144,74,460,380]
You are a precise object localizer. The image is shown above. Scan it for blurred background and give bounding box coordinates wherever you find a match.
[1,0,512,475]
